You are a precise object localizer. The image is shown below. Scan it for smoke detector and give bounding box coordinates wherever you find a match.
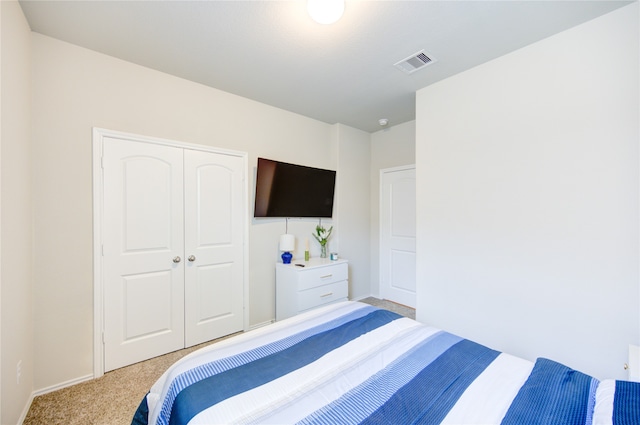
[394,50,435,74]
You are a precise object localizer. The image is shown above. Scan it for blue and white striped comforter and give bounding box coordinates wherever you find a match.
[132,301,639,425]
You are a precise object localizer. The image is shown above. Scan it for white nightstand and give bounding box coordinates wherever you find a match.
[275,258,348,321]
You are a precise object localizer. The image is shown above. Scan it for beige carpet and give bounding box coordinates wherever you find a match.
[23,298,414,425]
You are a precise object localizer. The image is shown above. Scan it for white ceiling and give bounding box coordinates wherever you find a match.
[19,0,631,133]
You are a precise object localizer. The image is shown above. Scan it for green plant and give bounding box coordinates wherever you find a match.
[312,224,333,246]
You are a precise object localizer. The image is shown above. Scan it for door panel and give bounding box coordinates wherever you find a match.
[122,157,173,252]
[194,263,233,322]
[184,150,244,347]
[381,167,416,308]
[390,250,416,294]
[103,137,185,371]
[196,165,233,246]
[122,271,174,340]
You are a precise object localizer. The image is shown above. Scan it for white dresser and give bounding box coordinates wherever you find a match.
[275,258,348,321]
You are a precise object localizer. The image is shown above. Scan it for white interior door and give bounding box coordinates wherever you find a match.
[184,149,244,347]
[103,137,185,372]
[380,166,416,308]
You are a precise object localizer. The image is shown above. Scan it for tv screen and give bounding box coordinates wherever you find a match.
[254,158,336,218]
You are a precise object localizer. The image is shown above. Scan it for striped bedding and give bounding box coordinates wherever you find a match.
[131,301,639,425]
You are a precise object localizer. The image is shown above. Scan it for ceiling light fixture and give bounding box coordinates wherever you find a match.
[307,0,344,25]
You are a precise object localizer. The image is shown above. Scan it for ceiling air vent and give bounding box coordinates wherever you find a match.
[394,50,435,74]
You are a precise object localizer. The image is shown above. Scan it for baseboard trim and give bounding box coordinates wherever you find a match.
[33,373,94,398]
[248,319,274,331]
[18,374,94,423]
[18,392,35,425]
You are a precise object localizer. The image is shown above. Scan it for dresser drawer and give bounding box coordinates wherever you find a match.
[275,258,349,321]
[297,263,348,291]
[297,280,348,312]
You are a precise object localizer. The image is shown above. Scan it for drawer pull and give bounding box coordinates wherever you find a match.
[320,274,333,279]
[320,292,333,298]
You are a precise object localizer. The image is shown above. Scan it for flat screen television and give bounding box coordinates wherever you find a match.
[254,157,336,218]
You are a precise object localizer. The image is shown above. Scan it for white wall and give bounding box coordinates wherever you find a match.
[29,33,365,391]
[335,124,371,300]
[369,121,415,297]
[1,1,34,423]
[416,3,639,380]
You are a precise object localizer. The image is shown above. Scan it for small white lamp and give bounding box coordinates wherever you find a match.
[279,234,295,264]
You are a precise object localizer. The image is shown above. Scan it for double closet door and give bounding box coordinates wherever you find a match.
[101,136,245,372]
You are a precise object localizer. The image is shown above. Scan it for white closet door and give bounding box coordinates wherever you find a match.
[380,166,416,308]
[103,138,185,372]
[184,149,244,347]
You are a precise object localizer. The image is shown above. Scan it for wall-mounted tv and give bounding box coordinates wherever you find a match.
[254,157,336,218]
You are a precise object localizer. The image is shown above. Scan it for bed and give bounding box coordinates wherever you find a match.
[132,301,639,425]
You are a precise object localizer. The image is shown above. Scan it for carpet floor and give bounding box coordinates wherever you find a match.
[23,298,414,425]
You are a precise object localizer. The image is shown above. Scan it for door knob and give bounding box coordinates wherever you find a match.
[173,256,181,263]
[188,255,196,262]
